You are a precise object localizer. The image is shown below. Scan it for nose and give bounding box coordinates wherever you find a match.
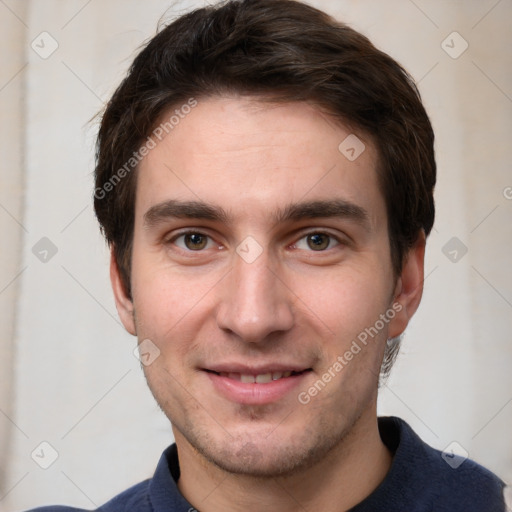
[215,249,294,343]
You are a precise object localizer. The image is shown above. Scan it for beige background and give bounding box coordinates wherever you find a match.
[0,0,511,509]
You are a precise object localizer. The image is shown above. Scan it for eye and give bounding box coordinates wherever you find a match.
[294,232,339,251]
[174,232,214,251]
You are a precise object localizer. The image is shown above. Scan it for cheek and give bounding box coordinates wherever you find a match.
[130,266,214,351]
[294,262,392,339]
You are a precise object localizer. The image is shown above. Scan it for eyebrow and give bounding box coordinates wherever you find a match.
[275,199,370,227]
[143,199,370,229]
[144,200,229,228]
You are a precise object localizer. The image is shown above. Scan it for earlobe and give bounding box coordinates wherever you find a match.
[387,231,426,339]
[110,249,137,336]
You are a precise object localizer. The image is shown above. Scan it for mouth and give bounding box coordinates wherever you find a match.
[202,367,313,405]
[205,369,311,384]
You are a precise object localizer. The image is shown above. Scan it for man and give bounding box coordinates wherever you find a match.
[30,0,506,510]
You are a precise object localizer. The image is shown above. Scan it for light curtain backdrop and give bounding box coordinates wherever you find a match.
[0,0,511,509]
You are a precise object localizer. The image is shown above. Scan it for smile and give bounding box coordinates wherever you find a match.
[204,368,312,404]
[215,370,308,384]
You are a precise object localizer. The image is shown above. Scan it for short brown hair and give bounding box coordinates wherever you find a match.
[94,0,436,374]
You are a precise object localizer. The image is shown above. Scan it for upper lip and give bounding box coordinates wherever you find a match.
[203,363,311,375]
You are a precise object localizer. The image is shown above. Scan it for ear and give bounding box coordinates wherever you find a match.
[110,248,137,336]
[387,231,426,339]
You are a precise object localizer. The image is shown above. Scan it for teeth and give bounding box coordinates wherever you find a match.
[219,371,299,383]
[255,373,272,384]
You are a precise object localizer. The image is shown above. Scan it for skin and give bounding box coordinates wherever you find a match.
[111,96,425,511]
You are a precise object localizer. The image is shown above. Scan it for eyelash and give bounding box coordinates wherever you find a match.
[166,230,344,253]
[166,230,219,251]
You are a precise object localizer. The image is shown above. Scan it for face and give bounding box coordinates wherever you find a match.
[112,96,423,477]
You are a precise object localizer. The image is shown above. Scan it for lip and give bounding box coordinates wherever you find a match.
[203,366,312,405]
[205,363,310,375]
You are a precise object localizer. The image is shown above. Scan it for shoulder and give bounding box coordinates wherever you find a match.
[381,416,506,511]
[98,479,152,511]
[422,439,505,509]
[23,443,186,512]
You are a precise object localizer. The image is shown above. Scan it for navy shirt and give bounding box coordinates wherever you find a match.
[28,417,506,511]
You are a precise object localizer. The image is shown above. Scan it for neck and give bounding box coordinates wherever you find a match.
[175,407,392,512]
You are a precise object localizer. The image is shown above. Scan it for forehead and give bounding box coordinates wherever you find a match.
[135,96,385,229]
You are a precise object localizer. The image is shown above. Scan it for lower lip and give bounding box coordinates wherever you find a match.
[205,371,310,405]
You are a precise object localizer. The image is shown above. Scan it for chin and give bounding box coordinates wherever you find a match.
[178,418,352,478]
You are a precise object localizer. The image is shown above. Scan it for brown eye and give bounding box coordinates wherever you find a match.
[184,233,207,250]
[306,233,331,251]
[181,233,209,250]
